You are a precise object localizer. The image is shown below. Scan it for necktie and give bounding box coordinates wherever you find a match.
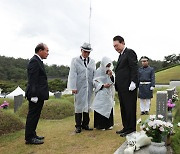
[118,54,121,62]
[84,58,87,67]
[41,61,45,70]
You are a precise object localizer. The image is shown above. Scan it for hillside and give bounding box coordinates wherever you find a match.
[0,55,69,93]
[0,55,69,81]
[155,65,180,84]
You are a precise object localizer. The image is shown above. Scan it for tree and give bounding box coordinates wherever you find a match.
[138,59,163,72]
[162,54,180,67]
[96,61,100,69]
[0,55,70,81]
[48,79,67,92]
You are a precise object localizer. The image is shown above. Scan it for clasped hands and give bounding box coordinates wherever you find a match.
[103,83,112,88]
[104,70,113,88]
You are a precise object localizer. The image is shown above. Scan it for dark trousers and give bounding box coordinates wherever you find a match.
[117,89,137,132]
[25,100,44,141]
[75,112,90,128]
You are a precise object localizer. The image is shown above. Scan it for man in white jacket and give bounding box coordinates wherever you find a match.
[67,42,96,133]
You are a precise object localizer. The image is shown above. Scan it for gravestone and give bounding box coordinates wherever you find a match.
[54,92,61,98]
[14,94,23,112]
[156,91,167,121]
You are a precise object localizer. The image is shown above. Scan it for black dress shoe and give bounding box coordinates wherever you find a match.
[82,126,93,131]
[25,138,44,144]
[75,127,81,133]
[141,111,145,115]
[120,130,135,137]
[145,111,149,115]
[120,132,127,137]
[116,129,125,134]
[35,136,44,140]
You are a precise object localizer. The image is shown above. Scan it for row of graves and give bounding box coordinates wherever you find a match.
[0,90,63,113]
[115,87,179,154]
[0,86,179,153]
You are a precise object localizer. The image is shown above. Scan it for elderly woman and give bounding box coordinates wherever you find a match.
[91,57,115,130]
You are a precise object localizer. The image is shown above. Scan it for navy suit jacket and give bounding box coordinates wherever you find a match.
[115,48,138,92]
[25,55,49,101]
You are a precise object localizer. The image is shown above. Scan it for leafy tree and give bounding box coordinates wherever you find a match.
[96,61,100,69]
[0,55,70,81]
[163,54,180,67]
[112,60,117,71]
[138,59,163,72]
[48,79,67,92]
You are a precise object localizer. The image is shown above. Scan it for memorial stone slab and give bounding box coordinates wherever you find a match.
[14,94,23,112]
[156,91,167,121]
[54,92,61,98]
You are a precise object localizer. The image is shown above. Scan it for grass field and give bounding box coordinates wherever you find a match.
[155,65,180,84]
[1,86,179,154]
[0,93,157,154]
[0,65,180,153]
[1,63,180,153]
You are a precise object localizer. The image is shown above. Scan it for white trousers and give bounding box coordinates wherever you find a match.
[140,99,151,112]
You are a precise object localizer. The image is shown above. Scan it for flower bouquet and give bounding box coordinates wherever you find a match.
[137,115,173,143]
[0,101,9,109]
[167,99,175,111]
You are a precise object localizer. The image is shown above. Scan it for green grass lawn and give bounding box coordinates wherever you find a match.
[1,87,179,153]
[155,65,180,84]
[0,66,179,153]
[0,94,157,154]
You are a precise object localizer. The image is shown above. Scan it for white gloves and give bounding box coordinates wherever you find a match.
[31,97,38,103]
[150,87,154,90]
[129,81,136,91]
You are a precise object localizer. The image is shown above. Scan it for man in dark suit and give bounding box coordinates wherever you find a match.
[113,36,138,137]
[25,43,49,144]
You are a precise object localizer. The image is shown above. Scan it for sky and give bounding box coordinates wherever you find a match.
[0,0,180,66]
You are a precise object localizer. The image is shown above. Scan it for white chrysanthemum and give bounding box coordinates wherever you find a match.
[166,122,173,128]
[162,121,167,126]
[159,127,164,132]
[155,120,163,126]
[146,127,149,131]
[158,115,164,119]
[148,121,154,127]
[149,115,156,120]
[153,125,156,129]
